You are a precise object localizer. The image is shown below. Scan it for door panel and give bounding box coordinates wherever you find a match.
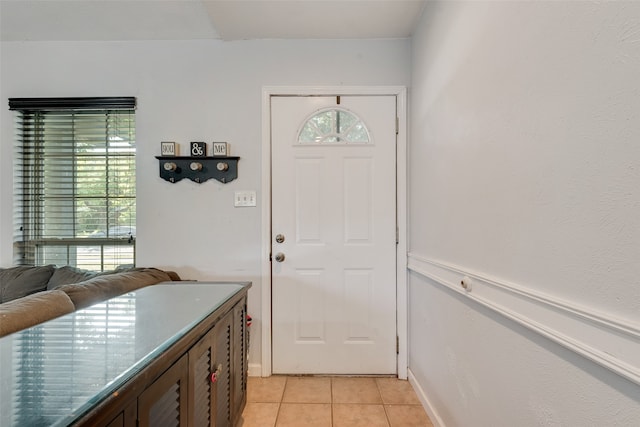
[271,95,397,374]
[294,268,326,341]
[344,157,373,243]
[295,158,323,243]
[343,268,374,341]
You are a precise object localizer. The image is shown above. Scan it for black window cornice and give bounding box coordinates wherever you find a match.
[8,97,136,111]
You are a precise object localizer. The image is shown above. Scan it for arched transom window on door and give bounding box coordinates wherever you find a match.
[298,108,371,144]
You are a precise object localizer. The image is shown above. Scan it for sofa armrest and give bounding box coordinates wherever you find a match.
[57,268,173,310]
[0,290,75,337]
[164,270,181,281]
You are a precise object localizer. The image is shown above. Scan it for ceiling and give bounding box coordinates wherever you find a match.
[0,0,426,42]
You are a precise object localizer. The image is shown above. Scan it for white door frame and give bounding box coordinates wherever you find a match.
[261,86,408,379]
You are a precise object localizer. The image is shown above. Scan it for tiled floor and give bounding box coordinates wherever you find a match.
[239,376,434,427]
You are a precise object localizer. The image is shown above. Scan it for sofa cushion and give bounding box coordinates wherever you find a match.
[0,265,56,303]
[57,268,172,310]
[0,289,75,337]
[46,265,99,290]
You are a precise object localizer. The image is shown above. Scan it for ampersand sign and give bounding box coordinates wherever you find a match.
[190,142,206,157]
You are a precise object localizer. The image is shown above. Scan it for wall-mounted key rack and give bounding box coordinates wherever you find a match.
[155,156,240,184]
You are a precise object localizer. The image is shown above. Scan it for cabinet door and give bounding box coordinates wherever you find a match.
[138,354,188,427]
[231,302,248,423]
[213,312,233,427]
[105,413,123,427]
[188,327,216,427]
[188,310,234,427]
[104,403,136,427]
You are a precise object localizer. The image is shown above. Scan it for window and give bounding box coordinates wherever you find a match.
[298,108,371,144]
[9,97,136,271]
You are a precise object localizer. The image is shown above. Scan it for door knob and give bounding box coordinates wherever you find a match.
[275,234,285,243]
[274,252,285,263]
[210,364,222,383]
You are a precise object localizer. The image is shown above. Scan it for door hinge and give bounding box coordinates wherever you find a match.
[396,227,399,244]
[395,117,399,135]
[396,336,400,354]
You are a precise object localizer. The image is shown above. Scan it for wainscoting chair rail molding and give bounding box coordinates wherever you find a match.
[407,253,640,386]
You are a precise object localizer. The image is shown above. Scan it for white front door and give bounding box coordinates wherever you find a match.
[271,95,397,374]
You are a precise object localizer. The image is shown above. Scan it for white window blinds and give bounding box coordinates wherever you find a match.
[9,97,136,271]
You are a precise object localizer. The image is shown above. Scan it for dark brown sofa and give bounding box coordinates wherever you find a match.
[0,265,180,337]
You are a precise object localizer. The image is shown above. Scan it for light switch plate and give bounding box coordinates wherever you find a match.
[234,191,257,207]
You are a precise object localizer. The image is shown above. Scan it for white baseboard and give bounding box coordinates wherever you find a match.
[407,254,640,386]
[248,363,262,377]
[408,368,445,427]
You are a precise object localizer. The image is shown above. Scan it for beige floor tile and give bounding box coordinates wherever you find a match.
[333,404,389,427]
[282,377,332,403]
[276,403,332,427]
[376,378,421,405]
[332,377,383,404]
[248,376,288,403]
[385,405,434,427]
[238,403,280,427]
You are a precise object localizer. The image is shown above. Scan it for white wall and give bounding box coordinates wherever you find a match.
[0,38,411,370]
[409,1,640,426]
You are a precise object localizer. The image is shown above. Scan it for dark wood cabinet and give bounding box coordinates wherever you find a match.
[72,284,250,427]
[137,300,246,427]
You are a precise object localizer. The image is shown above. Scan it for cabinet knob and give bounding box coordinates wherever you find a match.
[210,364,223,383]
